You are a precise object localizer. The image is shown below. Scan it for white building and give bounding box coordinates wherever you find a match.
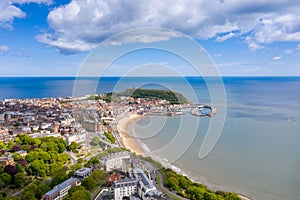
[100,152,131,172]
[132,168,159,199]
[113,178,138,200]
[64,131,88,145]
[41,177,81,200]
[74,167,92,179]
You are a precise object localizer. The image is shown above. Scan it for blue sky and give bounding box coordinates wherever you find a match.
[0,0,299,76]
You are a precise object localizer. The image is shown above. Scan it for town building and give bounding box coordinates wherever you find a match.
[41,177,81,200]
[64,131,88,145]
[107,173,121,186]
[74,167,93,179]
[0,156,14,167]
[112,178,138,200]
[122,158,132,173]
[100,151,131,172]
[132,168,161,199]
[81,120,98,132]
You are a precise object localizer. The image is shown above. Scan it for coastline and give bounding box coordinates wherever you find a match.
[116,113,253,200]
[117,114,145,156]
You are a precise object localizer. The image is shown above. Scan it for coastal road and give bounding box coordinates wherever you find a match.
[154,171,189,200]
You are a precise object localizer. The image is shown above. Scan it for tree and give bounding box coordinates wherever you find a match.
[4,165,18,176]
[22,144,31,152]
[68,142,79,152]
[17,158,28,166]
[68,186,86,196]
[14,172,24,188]
[0,179,5,189]
[23,183,38,200]
[67,190,91,200]
[0,141,5,149]
[39,152,51,163]
[165,176,179,190]
[50,171,68,188]
[0,172,12,185]
[91,136,100,146]
[84,157,99,168]
[7,141,15,150]
[12,145,22,152]
[22,191,37,200]
[16,163,24,173]
[26,151,39,162]
[36,183,51,199]
[82,176,96,191]
[91,170,107,186]
[12,152,22,161]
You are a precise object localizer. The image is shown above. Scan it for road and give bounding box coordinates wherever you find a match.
[138,158,188,200]
[153,170,189,200]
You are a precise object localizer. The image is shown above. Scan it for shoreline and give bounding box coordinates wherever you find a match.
[117,113,146,156]
[116,114,253,200]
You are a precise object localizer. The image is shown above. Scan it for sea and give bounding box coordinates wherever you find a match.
[0,76,299,200]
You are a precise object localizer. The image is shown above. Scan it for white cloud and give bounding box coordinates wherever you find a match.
[272,56,282,60]
[297,44,300,50]
[0,0,51,29]
[0,45,9,52]
[36,0,300,53]
[245,36,264,50]
[102,29,182,46]
[36,33,97,54]
[216,32,236,42]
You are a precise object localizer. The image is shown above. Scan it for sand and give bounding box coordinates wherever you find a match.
[117,114,145,155]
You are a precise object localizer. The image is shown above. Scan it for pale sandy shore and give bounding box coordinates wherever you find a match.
[117,114,145,156]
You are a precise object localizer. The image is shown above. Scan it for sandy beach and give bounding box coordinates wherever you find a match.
[117,114,145,155]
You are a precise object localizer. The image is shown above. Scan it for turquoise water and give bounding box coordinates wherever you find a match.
[1,77,300,199]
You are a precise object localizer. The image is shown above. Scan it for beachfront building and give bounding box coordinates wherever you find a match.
[41,177,81,200]
[112,178,138,200]
[100,151,131,172]
[74,167,93,179]
[132,168,160,199]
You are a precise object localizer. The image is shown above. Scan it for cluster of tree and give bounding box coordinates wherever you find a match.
[18,164,85,200]
[0,135,69,198]
[160,168,241,200]
[67,141,79,152]
[118,88,189,104]
[104,132,115,143]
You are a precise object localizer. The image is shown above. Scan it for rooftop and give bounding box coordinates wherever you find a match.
[44,177,79,196]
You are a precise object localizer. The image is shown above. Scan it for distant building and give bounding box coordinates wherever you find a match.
[64,131,88,145]
[113,178,138,200]
[107,173,121,186]
[74,167,92,180]
[16,150,27,157]
[81,120,98,132]
[100,151,131,172]
[122,158,132,173]
[0,156,14,167]
[41,177,81,200]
